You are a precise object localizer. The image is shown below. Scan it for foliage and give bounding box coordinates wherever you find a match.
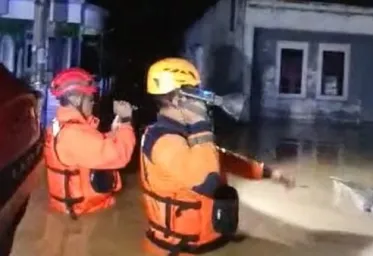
[55,23,79,37]
[0,19,29,36]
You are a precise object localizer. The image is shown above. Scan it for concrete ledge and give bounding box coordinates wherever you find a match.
[0,0,107,33]
[246,0,373,36]
[248,0,373,16]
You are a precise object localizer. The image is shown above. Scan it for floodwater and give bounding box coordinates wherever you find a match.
[10,120,373,256]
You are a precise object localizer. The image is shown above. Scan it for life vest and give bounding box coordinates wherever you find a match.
[45,118,122,218]
[140,124,238,255]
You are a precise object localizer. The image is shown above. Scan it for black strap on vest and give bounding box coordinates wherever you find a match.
[47,120,84,220]
[141,126,200,251]
[141,126,229,254]
[187,133,214,147]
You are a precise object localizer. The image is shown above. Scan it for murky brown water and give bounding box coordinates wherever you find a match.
[10,121,373,256]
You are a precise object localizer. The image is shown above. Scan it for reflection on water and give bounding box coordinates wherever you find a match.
[274,138,343,166]
[216,120,362,168]
[275,139,299,162]
[316,142,342,165]
[11,120,373,256]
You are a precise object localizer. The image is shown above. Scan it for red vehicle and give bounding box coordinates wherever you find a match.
[0,65,43,255]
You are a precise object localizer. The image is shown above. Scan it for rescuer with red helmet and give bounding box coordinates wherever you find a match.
[44,67,136,218]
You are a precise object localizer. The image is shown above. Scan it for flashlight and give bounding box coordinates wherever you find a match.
[179,87,223,106]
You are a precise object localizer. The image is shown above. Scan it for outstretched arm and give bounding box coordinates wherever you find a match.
[219,148,295,188]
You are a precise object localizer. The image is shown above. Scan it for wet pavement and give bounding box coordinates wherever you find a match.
[10,120,373,256]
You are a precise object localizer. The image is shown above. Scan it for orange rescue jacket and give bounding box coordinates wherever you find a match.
[44,107,135,218]
[140,115,266,255]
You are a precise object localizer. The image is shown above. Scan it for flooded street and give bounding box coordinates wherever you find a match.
[10,121,373,256]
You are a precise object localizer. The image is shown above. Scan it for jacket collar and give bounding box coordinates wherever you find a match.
[56,106,99,128]
[156,114,188,134]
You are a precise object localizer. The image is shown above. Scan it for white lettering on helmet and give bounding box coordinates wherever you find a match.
[158,71,175,92]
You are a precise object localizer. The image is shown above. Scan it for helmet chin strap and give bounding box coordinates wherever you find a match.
[175,98,212,136]
[162,97,212,135]
[177,98,209,120]
[65,96,88,119]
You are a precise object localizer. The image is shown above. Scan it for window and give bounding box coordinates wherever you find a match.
[275,41,308,97]
[70,38,80,67]
[64,37,73,68]
[24,31,33,72]
[316,43,350,100]
[47,38,55,72]
[275,138,300,162]
[316,142,342,165]
[47,37,72,73]
[24,42,32,72]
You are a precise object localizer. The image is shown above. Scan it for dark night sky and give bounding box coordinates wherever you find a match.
[87,0,373,100]
[90,0,373,65]
[84,0,218,101]
[84,0,219,110]
[84,0,373,120]
[90,0,218,58]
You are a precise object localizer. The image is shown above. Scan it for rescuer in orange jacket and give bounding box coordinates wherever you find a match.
[140,58,294,255]
[44,67,136,219]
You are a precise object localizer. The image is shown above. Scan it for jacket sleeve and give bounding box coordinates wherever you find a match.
[219,149,265,182]
[57,123,136,169]
[151,132,220,189]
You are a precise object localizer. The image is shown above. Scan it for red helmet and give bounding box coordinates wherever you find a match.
[50,67,97,97]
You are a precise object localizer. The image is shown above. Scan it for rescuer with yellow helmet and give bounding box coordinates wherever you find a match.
[140,57,294,255]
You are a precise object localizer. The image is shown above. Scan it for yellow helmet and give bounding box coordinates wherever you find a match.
[147,57,201,95]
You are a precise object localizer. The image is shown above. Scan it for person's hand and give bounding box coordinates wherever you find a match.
[113,100,132,119]
[272,169,296,189]
[178,98,209,124]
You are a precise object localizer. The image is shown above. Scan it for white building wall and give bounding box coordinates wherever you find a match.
[183,1,245,79]
[184,0,373,121]
[244,0,373,122]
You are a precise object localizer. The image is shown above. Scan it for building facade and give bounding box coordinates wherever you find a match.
[0,0,107,78]
[183,0,373,124]
[0,0,109,124]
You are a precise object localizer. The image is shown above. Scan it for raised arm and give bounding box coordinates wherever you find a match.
[57,123,136,169]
